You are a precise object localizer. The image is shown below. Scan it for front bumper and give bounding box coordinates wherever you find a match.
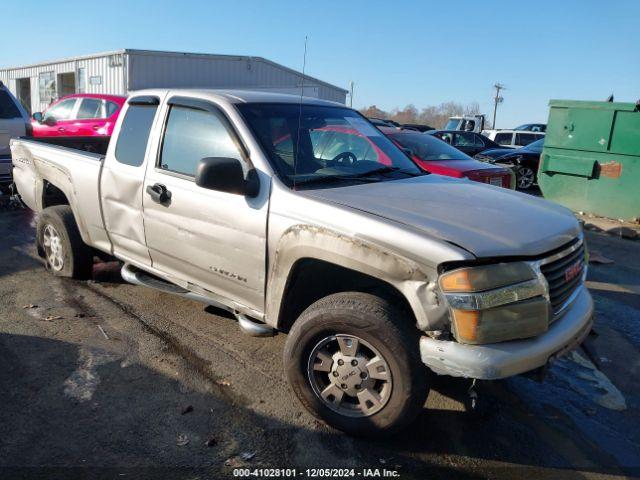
[420,286,593,379]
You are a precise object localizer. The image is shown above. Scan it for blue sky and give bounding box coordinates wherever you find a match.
[2,0,639,127]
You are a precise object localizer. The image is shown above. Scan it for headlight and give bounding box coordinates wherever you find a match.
[440,263,549,344]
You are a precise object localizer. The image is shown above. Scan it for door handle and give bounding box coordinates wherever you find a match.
[146,183,172,204]
[58,127,66,132]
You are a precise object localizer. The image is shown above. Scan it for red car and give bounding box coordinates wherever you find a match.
[379,126,514,188]
[32,94,126,138]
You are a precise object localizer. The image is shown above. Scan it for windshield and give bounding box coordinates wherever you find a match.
[389,133,468,161]
[444,118,460,130]
[237,103,421,187]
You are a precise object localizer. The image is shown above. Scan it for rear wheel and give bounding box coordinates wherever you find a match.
[36,205,93,279]
[516,166,535,189]
[283,292,429,436]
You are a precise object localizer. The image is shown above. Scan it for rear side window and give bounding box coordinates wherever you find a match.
[76,98,104,119]
[453,132,475,146]
[0,90,21,119]
[515,133,536,146]
[159,105,242,177]
[106,102,120,117]
[114,104,158,167]
[494,133,513,145]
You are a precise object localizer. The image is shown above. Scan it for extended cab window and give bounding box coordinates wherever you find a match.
[159,105,242,177]
[114,103,158,167]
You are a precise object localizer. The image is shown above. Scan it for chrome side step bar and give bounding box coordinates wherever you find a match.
[237,314,278,337]
[121,263,276,337]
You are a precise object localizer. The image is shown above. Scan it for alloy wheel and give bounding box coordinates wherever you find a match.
[42,224,64,271]
[517,167,535,189]
[307,334,393,417]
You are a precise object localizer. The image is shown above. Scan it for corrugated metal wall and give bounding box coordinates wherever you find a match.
[0,53,125,113]
[127,52,346,102]
[0,50,346,113]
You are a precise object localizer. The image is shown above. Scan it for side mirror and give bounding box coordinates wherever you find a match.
[43,116,57,126]
[195,157,259,197]
[32,112,43,123]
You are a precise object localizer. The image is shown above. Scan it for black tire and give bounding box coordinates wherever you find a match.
[283,292,430,436]
[36,205,93,279]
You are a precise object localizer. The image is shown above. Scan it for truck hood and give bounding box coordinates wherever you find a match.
[303,175,580,258]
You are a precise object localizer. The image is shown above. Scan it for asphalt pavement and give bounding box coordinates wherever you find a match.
[0,206,638,479]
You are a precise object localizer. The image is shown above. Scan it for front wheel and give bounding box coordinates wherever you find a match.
[283,292,430,436]
[516,166,536,189]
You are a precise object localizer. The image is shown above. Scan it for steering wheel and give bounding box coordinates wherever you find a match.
[331,151,357,166]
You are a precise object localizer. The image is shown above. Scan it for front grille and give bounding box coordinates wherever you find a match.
[539,239,585,316]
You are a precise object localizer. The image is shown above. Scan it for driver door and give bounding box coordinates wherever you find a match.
[142,96,269,314]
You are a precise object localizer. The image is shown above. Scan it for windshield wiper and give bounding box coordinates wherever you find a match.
[294,166,423,187]
[350,166,423,178]
[294,174,379,187]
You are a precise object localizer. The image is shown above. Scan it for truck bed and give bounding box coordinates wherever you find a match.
[10,136,111,253]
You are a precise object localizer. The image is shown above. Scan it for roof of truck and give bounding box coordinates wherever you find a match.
[130,88,345,107]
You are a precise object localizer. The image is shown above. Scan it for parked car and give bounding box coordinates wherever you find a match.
[401,123,434,132]
[482,129,545,148]
[11,90,592,437]
[0,81,30,191]
[475,138,544,189]
[514,123,546,132]
[427,130,510,157]
[380,127,514,188]
[31,94,126,138]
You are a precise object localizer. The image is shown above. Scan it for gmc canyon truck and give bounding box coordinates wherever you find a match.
[10,90,593,436]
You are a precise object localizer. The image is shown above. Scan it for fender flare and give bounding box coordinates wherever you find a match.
[266,224,438,330]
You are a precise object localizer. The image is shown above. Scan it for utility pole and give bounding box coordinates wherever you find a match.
[349,81,354,108]
[492,83,505,128]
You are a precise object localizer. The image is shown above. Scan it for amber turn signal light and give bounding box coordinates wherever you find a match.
[451,309,480,343]
[440,270,474,292]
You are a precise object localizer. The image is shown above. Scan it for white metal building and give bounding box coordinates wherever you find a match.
[0,49,348,114]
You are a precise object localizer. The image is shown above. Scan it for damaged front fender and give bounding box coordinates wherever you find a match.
[265,224,449,331]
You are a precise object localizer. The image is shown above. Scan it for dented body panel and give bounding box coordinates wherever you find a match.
[10,88,592,382]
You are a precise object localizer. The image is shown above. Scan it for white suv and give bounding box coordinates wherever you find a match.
[0,81,29,190]
[482,129,545,148]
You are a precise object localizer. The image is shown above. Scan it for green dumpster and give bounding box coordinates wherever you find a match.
[539,99,640,221]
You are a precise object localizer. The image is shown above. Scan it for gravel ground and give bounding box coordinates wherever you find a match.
[0,206,638,479]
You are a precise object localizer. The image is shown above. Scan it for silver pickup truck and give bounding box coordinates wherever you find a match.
[10,89,593,436]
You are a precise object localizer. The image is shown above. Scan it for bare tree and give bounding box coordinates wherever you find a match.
[360,105,387,119]
[360,101,484,129]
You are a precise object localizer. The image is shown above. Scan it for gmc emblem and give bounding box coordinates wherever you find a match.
[564,261,582,282]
